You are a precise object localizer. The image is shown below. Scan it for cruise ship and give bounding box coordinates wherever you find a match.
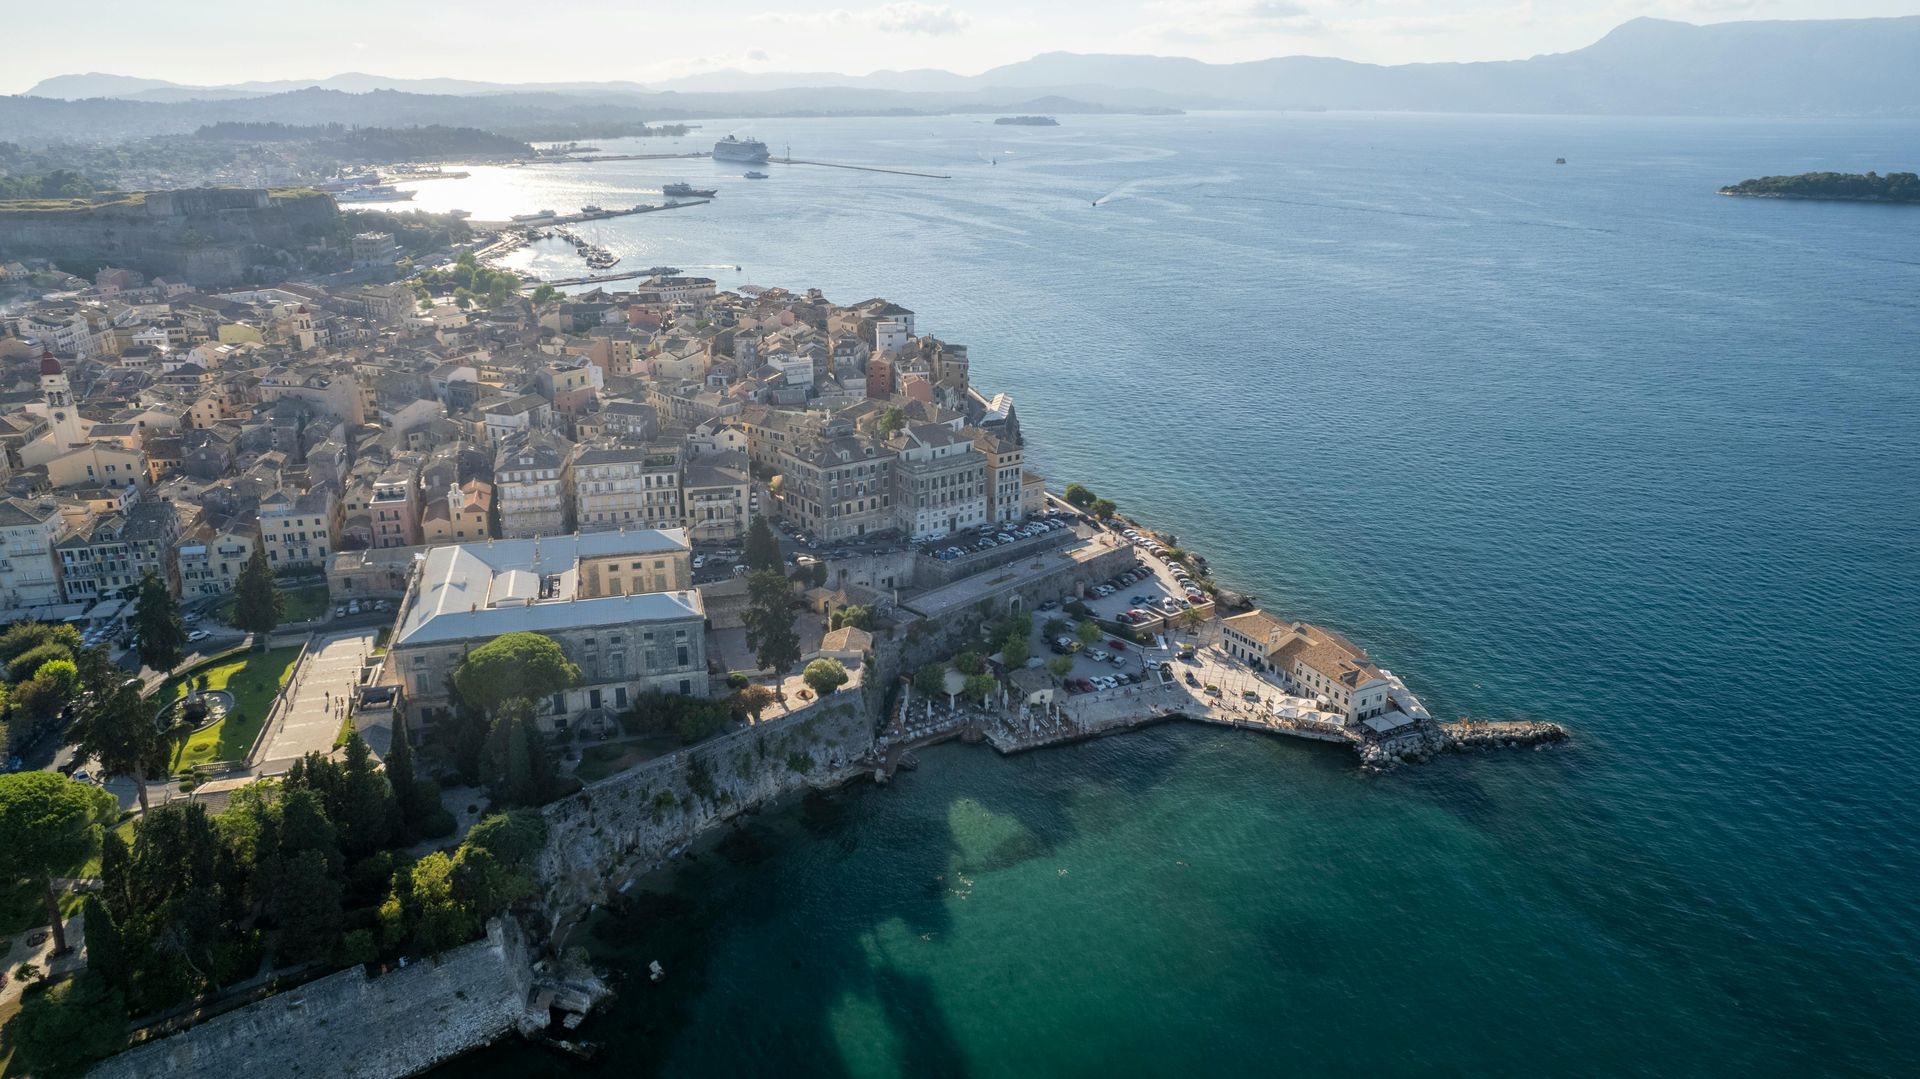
[713,136,770,164]
[334,185,413,202]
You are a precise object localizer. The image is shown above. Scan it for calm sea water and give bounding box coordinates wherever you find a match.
[433,112,1920,1076]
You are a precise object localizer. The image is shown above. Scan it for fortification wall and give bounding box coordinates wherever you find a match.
[89,920,537,1079]
[537,694,876,913]
[0,190,338,284]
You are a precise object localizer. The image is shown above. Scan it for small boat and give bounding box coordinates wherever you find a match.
[743,171,768,180]
[581,204,604,213]
[649,960,666,983]
[1555,158,1567,165]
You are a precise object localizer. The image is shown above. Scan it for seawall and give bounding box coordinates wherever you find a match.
[537,696,877,915]
[89,920,538,1079]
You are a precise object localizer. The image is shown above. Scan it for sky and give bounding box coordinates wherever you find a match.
[8,0,1918,91]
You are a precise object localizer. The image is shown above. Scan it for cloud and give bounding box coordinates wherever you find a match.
[747,49,771,62]
[752,3,970,36]
[1139,0,1326,42]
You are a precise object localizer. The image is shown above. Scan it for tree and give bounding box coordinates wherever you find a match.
[274,849,344,963]
[1047,655,1074,679]
[742,570,801,674]
[1076,620,1104,645]
[1178,606,1207,635]
[9,674,69,740]
[912,663,947,699]
[531,283,559,305]
[1001,631,1031,668]
[1063,484,1096,509]
[34,658,79,700]
[744,515,782,572]
[0,772,116,954]
[1089,498,1117,520]
[955,651,984,676]
[401,851,472,954]
[0,622,81,667]
[1043,617,1070,639]
[131,571,186,676]
[232,545,285,640]
[482,699,559,808]
[386,710,418,832]
[830,605,873,631]
[730,683,778,724]
[964,673,998,706]
[8,971,128,1078]
[803,658,848,697]
[72,677,165,813]
[337,731,396,856]
[6,640,75,685]
[80,894,130,990]
[453,632,581,720]
[874,405,905,439]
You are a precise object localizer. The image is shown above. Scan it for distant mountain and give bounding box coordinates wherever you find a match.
[16,16,1920,128]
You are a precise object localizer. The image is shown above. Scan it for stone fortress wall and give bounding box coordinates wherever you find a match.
[89,920,538,1079]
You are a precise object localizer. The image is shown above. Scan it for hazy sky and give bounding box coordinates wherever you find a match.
[10,0,1917,90]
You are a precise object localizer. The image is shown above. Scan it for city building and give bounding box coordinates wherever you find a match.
[388,530,705,733]
[890,422,986,539]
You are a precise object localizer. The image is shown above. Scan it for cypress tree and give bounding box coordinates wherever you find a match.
[387,711,417,829]
[80,894,130,990]
[231,545,285,641]
[744,515,782,572]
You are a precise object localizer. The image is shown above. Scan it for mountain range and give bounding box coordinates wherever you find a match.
[8,17,1919,144]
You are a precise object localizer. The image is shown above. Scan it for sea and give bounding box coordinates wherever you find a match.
[423,112,1920,1076]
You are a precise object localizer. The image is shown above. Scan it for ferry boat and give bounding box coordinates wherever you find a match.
[511,209,557,222]
[743,171,768,180]
[712,136,770,164]
[662,183,717,198]
[334,185,413,202]
[581,204,605,214]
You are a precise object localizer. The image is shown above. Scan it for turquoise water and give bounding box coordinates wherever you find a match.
[436,113,1920,1075]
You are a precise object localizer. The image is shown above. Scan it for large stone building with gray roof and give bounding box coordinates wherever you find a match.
[387,528,705,733]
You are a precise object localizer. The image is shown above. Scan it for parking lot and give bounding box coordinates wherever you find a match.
[920,510,1078,562]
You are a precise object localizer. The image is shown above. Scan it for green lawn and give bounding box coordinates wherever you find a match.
[217,583,329,627]
[166,647,301,772]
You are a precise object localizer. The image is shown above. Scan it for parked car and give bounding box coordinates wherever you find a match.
[1185,672,1201,686]
[187,629,211,643]
[1087,649,1110,662]
[1108,639,1128,651]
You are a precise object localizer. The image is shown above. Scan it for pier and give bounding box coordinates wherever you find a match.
[469,199,710,231]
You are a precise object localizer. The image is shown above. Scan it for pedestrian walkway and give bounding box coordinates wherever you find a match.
[254,629,379,769]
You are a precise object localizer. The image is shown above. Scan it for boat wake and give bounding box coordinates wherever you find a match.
[1093,171,1240,207]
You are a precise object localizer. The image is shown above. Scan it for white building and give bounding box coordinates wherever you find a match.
[0,497,67,611]
[891,423,986,540]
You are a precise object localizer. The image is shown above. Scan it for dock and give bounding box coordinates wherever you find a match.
[469,199,710,231]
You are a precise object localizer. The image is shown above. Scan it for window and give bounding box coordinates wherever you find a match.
[679,679,692,695]
[551,692,566,714]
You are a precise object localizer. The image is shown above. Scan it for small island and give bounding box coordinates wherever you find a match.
[995,115,1059,126]
[1719,171,1920,204]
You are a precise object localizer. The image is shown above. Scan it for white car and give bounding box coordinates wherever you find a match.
[188,629,211,643]
[1087,649,1110,662]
